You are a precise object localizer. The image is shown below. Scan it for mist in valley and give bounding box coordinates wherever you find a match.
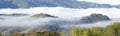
[0,7,120,34]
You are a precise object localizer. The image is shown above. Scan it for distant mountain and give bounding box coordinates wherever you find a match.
[0,13,28,16]
[31,13,57,18]
[0,0,120,9]
[79,14,111,23]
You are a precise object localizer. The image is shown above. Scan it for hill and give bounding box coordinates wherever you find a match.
[0,0,120,9]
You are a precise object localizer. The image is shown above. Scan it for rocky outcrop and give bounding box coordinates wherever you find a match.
[79,14,110,23]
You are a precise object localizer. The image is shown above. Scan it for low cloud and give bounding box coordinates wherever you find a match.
[0,7,120,28]
[0,7,120,18]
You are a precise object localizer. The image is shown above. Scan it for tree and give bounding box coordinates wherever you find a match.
[72,27,82,36]
[71,22,120,36]
[9,33,24,36]
[79,13,110,23]
[90,27,102,36]
[103,22,120,36]
[81,29,92,36]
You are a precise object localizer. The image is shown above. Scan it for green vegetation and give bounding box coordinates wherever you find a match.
[1,22,120,36]
[7,31,62,36]
[80,14,110,23]
[31,13,57,18]
[72,22,120,36]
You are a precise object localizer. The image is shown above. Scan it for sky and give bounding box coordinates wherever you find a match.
[77,0,120,5]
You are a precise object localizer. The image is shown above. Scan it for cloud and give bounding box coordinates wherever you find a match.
[0,7,120,28]
[77,0,120,5]
[0,7,120,18]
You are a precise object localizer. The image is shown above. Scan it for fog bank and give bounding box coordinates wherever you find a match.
[0,7,120,18]
[0,7,120,28]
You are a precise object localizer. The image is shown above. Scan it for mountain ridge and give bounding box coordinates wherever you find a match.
[0,0,120,9]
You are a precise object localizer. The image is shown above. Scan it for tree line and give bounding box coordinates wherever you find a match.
[72,22,120,36]
[0,22,120,36]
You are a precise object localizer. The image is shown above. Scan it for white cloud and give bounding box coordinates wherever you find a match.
[0,7,120,28]
[77,0,120,5]
[0,7,120,18]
